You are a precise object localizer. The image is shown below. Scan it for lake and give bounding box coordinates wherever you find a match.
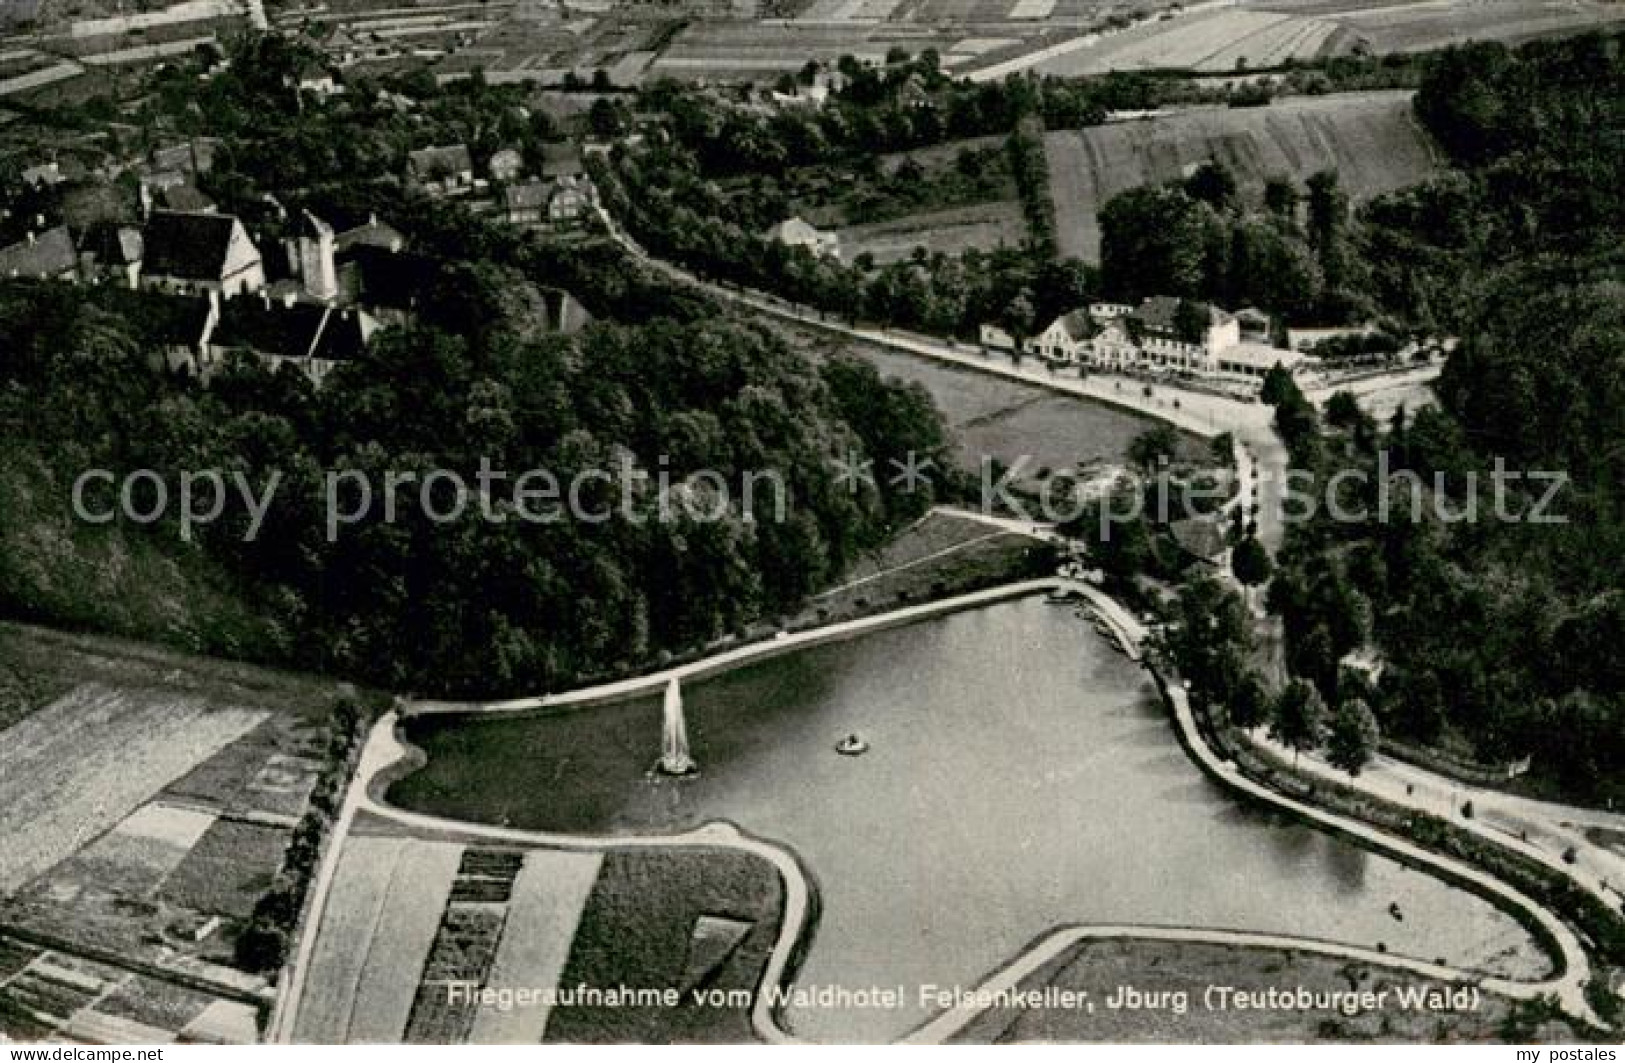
[391,598,1547,1042]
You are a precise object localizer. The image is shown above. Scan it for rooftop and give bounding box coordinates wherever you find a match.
[0,226,77,279]
[142,210,250,282]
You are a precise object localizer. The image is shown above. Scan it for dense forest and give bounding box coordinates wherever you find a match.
[1259,34,1624,803]
[0,33,962,697]
[0,265,948,696]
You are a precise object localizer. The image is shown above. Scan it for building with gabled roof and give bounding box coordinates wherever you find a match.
[208,297,378,386]
[1037,297,1309,391]
[0,226,78,280]
[538,141,584,179]
[334,214,406,255]
[140,210,264,296]
[80,222,145,287]
[407,144,474,196]
[1033,309,1093,362]
[504,176,594,230]
[764,216,838,259]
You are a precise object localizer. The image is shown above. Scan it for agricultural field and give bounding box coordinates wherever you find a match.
[0,623,362,1044]
[1043,90,1442,261]
[1032,7,1354,76]
[0,942,258,1044]
[296,815,786,1044]
[543,847,784,1044]
[0,683,267,894]
[293,835,464,1043]
[466,850,603,1044]
[1246,0,1625,53]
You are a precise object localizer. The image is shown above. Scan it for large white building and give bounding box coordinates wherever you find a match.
[1031,296,1310,390]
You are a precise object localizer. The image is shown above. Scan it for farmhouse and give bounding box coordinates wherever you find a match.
[504,176,594,230]
[140,210,265,297]
[765,216,839,259]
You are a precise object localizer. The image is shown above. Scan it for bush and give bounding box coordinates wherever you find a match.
[234,922,289,973]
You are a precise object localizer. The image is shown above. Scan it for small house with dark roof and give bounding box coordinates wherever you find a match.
[140,210,265,297]
[156,184,217,213]
[1168,514,1232,567]
[407,144,474,196]
[0,226,78,280]
[335,214,405,255]
[80,222,145,288]
[94,288,219,374]
[338,243,441,313]
[208,297,379,386]
[539,141,584,180]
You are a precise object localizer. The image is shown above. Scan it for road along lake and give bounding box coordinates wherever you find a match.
[391,597,1549,1042]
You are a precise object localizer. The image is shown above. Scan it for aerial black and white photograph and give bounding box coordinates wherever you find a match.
[0,0,1620,1047]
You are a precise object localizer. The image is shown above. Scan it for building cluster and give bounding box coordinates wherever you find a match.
[0,199,588,386]
[983,297,1314,393]
[406,139,598,233]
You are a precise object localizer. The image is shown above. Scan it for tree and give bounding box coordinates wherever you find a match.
[1231,535,1272,596]
[1128,424,1181,473]
[1099,185,1216,299]
[234,922,289,972]
[1271,678,1328,764]
[1327,697,1380,775]
[1263,176,1298,225]
[1184,161,1237,212]
[1173,299,1212,345]
[1230,670,1271,729]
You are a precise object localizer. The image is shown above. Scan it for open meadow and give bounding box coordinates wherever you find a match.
[1043,90,1442,261]
[782,322,1207,481]
[839,201,1029,264]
